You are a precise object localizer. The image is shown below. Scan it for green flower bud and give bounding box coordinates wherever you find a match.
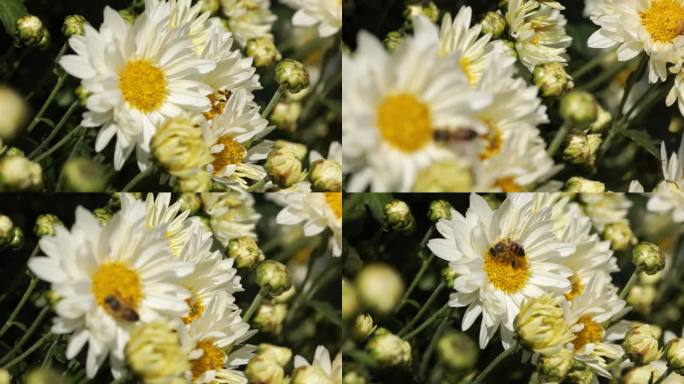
[5,147,25,157]
[271,285,296,304]
[245,355,285,384]
[436,330,479,372]
[0,215,14,247]
[352,314,376,342]
[665,338,684,375]
[366,328,412,367]
[383,199,415,234]
[175,172,212,192]
[533,62,572,98]
[292,365,333,384]
[24,368,65,384]
[10,226,24,249]
[253,302,287,335]
[270,101,302,132]
[627,284,656,317]
[0,369,10,384]
[623,324,662,365]
[355,263,405,316]
[403,1,439,24]
[92,208,112,225]
[481,11,506,38]
[310,159,342,192]
[589,104,612,133]
[565,177,605,193]
[75,85,90,107]
[228,236,263,269]
[62,157,107,192]
[256,260,292,295]
[273,140,307,161]
[62,15,86,37]
[603,221,637,251]
[0,156,43,191]
[441,267,458,289]
[118,9,137,24]
[428,200,452,222]
[562,133,601,168]
[342,278,360,321]
[632,242,665,275]
[343,369,368,384]
[0,86,28,141]
[34,214,63,237]
[16,15,47,47]
[178,193,202,214]
[275,59,310,93]
[538,348,573,381]
[246,37,281,67]
[265,148,305,188]
[560,91,598,128]
[383,31,404,52]
[412,160,473,192]
[256,343,292,367]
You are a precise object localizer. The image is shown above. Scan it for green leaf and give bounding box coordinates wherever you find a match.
[307,300,341,326]
[0,0,27,36]
[620,128,660,159]
[364,193,393,224]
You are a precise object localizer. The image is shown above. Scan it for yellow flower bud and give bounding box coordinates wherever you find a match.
[245,37,281,67]
[366,328,412,367]
[481,11,506,38]
[563,133,602,168]
[0,214,15,247]
[565,177,605,193]
[560,91,598,128]
[16,15,47,47]
[603,221,637,251]
[245,355,285,384]
[355,263,405,316]
[256,260,292,295]
[352,314,376,342]
[0,155,43,191]
[273,140,307,160]
[227,236,263,269]
[533,63,572,98]
[0,86,28,141]
[515,294,575,356]
[538,348,573,381]
[265,148,305,188]
[62,15,86,37]
[310,159,342,192]
[178,193,202,214]
[256,343,292,367]
[253,302,287,335]
[342,278,360,321]
[270,101,302,132]
[151,115,213,178]
[62,157,107,192]
[125,321,188,384]
[665,338,684,375]
[176,171,212,192]
[623,324,662,365]
[292,365,334,384]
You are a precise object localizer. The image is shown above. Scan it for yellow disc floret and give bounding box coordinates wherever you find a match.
[212,136,246,174]
[119,60,167,113]
[483,239,530,294]
[376,94,433,153]
[640,0,684,43]
[572,315,604,350]
[191,339,226,379]
[325,192,342,219]
[91,261,143,317]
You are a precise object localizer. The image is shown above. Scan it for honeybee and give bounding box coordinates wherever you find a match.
[104,295,140,322]
[433,127,478,145]
[489,239,526,268]
[203,89,233,120]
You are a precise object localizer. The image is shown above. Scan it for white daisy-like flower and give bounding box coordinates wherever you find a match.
[564,273,629,378]
[221,0,276,46]
[287,0,341,38]
[580,193,633,231]
[202,191,261,247]
[59,2,215,170]
[506,0,572,72]
[437,7,494,87]
[588,0,684,83]
[427,193,574,348]
[294,345,342,383]
[271,192,342,257]
[647,136,684,222]
[27,206,193,378]
[181,291,254,383]
[343,16,491,192]
[204,90,273,191]
[584,0,606,17]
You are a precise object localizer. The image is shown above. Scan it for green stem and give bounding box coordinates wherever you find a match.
[26,72,68,133]
[243,288,266,323]
[619,267,642,300]
[654,368,673,384]
[578,61,630,92]
[605,355,626,371]
[403,305,450,340]
[2,332,53,370]
[261,85,285,118]
[34,125,83,163]
[419,308,454,380]
[0,306,50,365]
[471,341,520,384]
[29,101,80,159]
[121,166,155,192]
[41,335,60,368]
[0,271,38,338]
[56,129,87,191]
[395,226,435,314]
[547,123,570,157]
[398,282,446,337]
[571,49,614,79]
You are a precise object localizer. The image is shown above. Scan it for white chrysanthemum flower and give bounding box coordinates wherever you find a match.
[427,193,574,348]
[584,0,606,17]
[60,2,215,170]
[588,0,684,83]
[270,192,342,257]
[437,7,493,87]
[202,191,260,246]
[181,291,255,383]
[532,194,618,300]
[28,207,193,378]
[580,193,633,231]
[204,90,273,191]
[343,16,491,192]
[294,345,342,383]
[221,0,276,46]
[565,273,629,378]
[506,0,572,71]
[287,0,341,38]
[647,136,684,222]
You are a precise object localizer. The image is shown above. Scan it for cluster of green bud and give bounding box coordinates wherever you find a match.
[34,214,63,237]
[246,37,281,67]
[428,200,452,222]
[228,236,264,269]
[275,59,310,93]
[632,242,665,275]
[366,328,412,367]
[62,15,86,37]
[384,31,405,52]
[16,15,50,49]
[256,260,292,296]
[533,63,573,97]
[62,157,107,192]
[383,199,416,234]
[93,208,112,225]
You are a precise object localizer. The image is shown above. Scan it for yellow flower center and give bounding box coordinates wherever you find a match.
[640,0,684,43]
[325,192,342,219]
[460,57,476,87]
[564,274,585,301]
[483,239,530,294]
[119,60,167,113]
[212,136,246,173]
[376,94,433,153]
[495,177,525,192]
[181,294,204,324]
[572,315,604,350]
[480,118,503,160]
[191,339,226,379]
[91,262,143,320]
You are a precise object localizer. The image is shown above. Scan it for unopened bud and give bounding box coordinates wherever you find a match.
[265,148,304,188]
[62,15,86,37]
[441,267,458,289]
[245,355,285,384]
[62,157,107,192]
[353,314,376,342]
[175,172,212,192]
[199,0,220,14]
[228,236,263,269]
[0,156,42,191]
[16,15,48,47]
[275,59,310,93]
[428,200,452,222]
[627,284,656,316]
[273,140,307,161]
[565,177,604,193]
[151,115,212,177]
[481,11,506,38]
[256,260,292,295]
[292,365,333,384]
[384,31,404,52]
[253,302,287,335]
[10,226,24,249]
[665,338,684,375]
[23,368,64,384]
[538,348,573,381]
[623,324,662,365]
[383,199,416,234]
[355,263,404,316]
[0,369,9,384]
[366,328,412,367]
[310,159,341,192]
[533,62,572,98]
[632,242,665,275]
[589,104,612,133]
[603,221,636,251]
[178,193,202,214]
[270,102,302,132]
[560,91,598,127]
[515,294,574,355]
[0,215,14,247]
[436,330,479,372]
[0,86,28,141]
[563,133,601,168]
[93,208,112,225]
[403,1,439,24]
[246,37,281,67]
[256,343,292,367]
[34,214,63,237]
[342,278,360,320]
